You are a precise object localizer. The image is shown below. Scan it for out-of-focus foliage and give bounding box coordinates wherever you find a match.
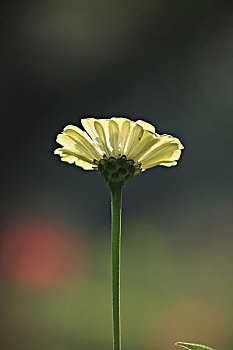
[0,223,232,349]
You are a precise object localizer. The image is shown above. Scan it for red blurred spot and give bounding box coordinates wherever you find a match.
[0,219,86,291]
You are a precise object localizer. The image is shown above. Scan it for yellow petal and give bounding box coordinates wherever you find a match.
[142,159,178,170]
[111,117,130,129]
[54,147,94,165]
[109,120,120,157]
[141,142,181,169]
[63,128,102,160]
[60,155,76,164]
[54,147,78,157]
[56,134,93,161]
[94,120,111,157]
[120,120,131,154]
[81,118,98,141]
[56,152,93,168]
[56,134,77,149]
[125,124,144,157]
[143,142,178,162]
[127,130,158,161]
[136,120,156,133]
[64,124,94,142]
[159,161,177,166]
[74,158,95,170]
[139,134,183,161]
[54,147,64,155]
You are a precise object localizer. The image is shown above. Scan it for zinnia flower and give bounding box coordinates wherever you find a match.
[53,116,185,350]
[54,117,183,187]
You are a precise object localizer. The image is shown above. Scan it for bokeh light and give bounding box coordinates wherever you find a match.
[158,300,231,350]
[0,218,86,291]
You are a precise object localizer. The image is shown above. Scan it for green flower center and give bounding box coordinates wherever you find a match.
[95,156,141,188]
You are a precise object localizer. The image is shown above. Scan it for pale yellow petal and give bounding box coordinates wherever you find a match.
[54,147,78,157]
[81,118,98,141]
[74,158,95,170]
[127,130,159,161]
[142,159,178,170]
[54,147,64,155]
[56,134,77,149]
[82,118,113,156]
[63,128,102,160]
[60,155,76,164]
[111,117,130,129]
[160,161,177,166]
[139,134,183,162]
[125,124,144,157]
[111,117,132,156]
[136,120,156,133]
[109,120,120,157]
[120,120,131,154]
[142,142,178,163]
[64,124,94,142]
[94,120,111,157]
[96,119,113,152]
[141,142,181,169]
[54,147,95,165]
[56,134,94,161]
[56,149,94,169]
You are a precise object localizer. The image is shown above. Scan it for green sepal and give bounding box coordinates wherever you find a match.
[96,155,142,188]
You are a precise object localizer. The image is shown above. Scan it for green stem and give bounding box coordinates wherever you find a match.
[110,184,123,350]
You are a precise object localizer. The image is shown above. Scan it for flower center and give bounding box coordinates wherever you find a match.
[95,156,141,188]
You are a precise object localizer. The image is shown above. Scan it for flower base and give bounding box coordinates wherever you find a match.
[95,155,141,188]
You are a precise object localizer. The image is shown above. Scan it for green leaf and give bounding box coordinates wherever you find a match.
[175,342,214,350]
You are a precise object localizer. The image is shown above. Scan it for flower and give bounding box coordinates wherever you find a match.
[54,117,184,187]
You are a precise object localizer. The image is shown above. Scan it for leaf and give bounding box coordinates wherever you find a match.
[175,342,214,350]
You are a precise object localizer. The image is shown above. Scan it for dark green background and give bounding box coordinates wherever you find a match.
[0,1,233,349]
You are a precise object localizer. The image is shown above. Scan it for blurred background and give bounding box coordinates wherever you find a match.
[0,0,233,349]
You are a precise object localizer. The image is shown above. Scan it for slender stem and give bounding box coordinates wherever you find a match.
[110,184,123,350]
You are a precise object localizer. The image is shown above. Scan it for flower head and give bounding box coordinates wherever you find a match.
[54,117,184,187]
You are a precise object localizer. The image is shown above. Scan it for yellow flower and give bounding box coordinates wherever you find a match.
[54,117,184,186]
